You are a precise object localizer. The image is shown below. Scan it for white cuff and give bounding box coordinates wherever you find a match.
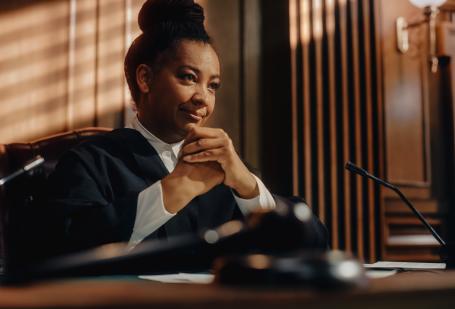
[234,174,276,216]
[128,181,175,249]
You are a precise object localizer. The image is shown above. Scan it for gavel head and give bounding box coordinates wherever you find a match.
[218,195,328,255]
[246,197,327,254]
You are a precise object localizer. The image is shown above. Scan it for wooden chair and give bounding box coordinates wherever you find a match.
[0,127,112,274]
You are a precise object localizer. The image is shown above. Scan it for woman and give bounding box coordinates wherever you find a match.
[44,0,275,256]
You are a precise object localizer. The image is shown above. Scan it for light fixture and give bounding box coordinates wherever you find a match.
[409,0,446,8]
[396,0,447,73]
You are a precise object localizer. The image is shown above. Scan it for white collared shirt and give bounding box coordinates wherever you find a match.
[126,116,276,248]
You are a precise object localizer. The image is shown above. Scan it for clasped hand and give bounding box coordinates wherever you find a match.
[161,127,258,214]
[182,126,258,198]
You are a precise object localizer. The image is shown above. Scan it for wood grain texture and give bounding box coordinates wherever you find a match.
[287,0,382,261]
[1,273,455,308]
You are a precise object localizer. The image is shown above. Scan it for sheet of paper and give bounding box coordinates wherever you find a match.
[139,273,214,284]
[365,269,398,279]
[364,261,446,270]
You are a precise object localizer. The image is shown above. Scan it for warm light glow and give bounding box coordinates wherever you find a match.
[216,220,244,237]
[124,0,135,123]
[326,0,335,34]
[247,255,272,270]
[289,0,298,49]
[409,0,447,8]
[312,0,323,40]
[300,0,311,44]
[0,0,128,143]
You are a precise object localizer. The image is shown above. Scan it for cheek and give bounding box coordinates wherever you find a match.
[207,101,215,116]
[173,84,194,104]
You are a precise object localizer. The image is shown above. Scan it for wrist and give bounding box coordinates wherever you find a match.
[161,174,196,213]
[232,173,259,199]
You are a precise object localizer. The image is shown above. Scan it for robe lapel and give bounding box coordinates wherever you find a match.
[115,129,196,238]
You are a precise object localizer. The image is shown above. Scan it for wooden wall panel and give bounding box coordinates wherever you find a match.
[95,0,126,128]
[325,0,340,251]
[242,0,262,170]
[381,0,430,187]
[123,0,143,125]
[261,0,294,195]
[284,0,382,261]
[200,0,242,152]
[378,0,455,261]
[0,0,136,143]
[338,0,352,253]
[282,0,448,262]
[67,0,97,129]
[361,0,378,261]
[0,1,70,143]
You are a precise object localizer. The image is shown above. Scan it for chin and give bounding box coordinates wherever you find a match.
[174,124,195,139]
[182,120,203,131]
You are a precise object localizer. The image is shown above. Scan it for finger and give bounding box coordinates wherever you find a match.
[183,148,226,163]
[182,138,227,155]
[182,129,198,147]
[186,127,227,141]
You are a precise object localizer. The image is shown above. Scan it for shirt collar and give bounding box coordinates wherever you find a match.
[128,116,184,158]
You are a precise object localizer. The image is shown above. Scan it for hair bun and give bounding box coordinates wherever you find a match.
[139,0,205,34]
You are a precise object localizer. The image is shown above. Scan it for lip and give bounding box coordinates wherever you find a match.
[180,108,204,122]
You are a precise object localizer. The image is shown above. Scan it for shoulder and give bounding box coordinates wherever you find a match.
[79,128,144,146]
[53,128,149,168]
[71,128,147,154]
[52,129,148,176]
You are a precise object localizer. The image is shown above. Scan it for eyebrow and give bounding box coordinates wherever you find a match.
[179,65,221,79]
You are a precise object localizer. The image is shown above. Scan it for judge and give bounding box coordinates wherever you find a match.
[44,0,276,256]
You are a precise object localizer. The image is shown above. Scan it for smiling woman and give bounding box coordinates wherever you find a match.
[36,0,277,262]
[135,40,220,143]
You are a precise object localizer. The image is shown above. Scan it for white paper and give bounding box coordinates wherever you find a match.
[364,261,446,270]
[139,273,214,284]
[365,269,398,279]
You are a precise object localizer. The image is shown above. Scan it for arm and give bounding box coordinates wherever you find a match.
[161,160,224,213]
[233,174,276,215]
[45,151,140,255]
[129,156,226,248]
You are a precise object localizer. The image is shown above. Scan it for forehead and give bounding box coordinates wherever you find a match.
[167,40,220,75]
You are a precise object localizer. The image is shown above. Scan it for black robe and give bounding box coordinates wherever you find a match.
[43,128,243,257]
[8,128,327,274]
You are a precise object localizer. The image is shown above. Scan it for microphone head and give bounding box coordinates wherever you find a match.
[344,161,367,177]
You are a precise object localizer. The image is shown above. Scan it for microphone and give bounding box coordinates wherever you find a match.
[0,156,45,187]
[345,161,446,248]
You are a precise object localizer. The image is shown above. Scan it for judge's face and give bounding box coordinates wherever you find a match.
[137,39,221,143]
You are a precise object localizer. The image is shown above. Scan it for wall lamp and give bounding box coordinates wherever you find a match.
[396,0,447,73]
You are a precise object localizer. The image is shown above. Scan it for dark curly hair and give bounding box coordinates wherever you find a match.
[124,0,211,103]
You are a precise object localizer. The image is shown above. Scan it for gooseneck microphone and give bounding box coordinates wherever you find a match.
[345,161,446,247]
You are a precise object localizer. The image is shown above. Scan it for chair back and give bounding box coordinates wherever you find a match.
[0,127,112,270]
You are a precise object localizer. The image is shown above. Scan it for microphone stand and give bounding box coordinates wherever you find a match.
[345,161,454,268]
[0,156,45,187]
[0,156,45,279]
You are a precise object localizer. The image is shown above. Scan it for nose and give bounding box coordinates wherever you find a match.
[191,85,209,106]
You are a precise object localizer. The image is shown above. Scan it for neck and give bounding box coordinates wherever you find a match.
[137,114,184,144]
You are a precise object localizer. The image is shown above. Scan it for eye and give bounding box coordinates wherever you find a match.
[179,73,197,83]
[208,81,221,92]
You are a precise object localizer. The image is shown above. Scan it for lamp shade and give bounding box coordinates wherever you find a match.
[409,0,447,8]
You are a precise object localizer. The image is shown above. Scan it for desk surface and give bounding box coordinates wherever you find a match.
[0,271,455,309]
